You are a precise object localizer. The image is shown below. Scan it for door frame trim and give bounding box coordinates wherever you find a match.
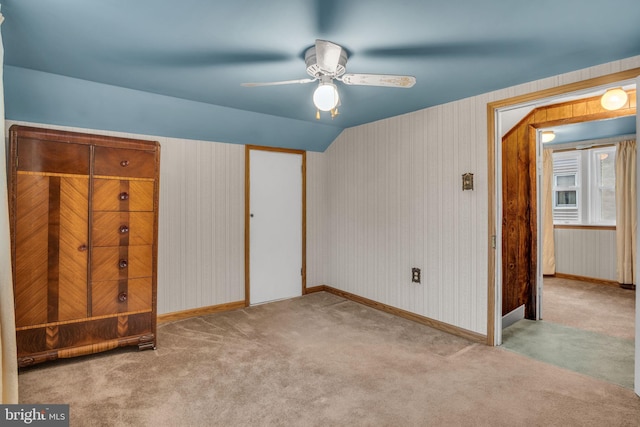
[244,145,307,307]
[500,92,636,323]
[487,67,640,345]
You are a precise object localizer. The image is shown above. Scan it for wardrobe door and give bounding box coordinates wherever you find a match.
[13,140,90,328]
[13,174,51,327]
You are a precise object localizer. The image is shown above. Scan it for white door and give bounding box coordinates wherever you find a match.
[249,148,303,305]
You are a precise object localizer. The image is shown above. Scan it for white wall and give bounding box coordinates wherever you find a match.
[6,54,640,332]
[320,55,640,336]
[4,120,332,316]
[554,228,617,281]
[306,152,330,289]
[5,121,246,315]
[156,137,245,313]
[323,98,487,333]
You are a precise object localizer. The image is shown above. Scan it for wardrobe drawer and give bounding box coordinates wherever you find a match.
[93,179,154,212]
[91,245,153,281]
[92,212,154,247]
[17,138,90,175]
[92,277,153,316]
[94,147,156,178]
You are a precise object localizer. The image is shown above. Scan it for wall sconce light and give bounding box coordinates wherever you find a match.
[462,173,474,191]
[541,131,556,143]
[600,87,628,111]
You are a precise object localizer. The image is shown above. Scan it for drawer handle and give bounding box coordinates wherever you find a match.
[119,225,129,234]
[119,259,128,269]
[78,244,88,252]
[118,292,128,302]
[120,160,130,167]
[119,192,129,201]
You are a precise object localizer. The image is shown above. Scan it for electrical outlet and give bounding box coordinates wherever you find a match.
[411,267,421,284]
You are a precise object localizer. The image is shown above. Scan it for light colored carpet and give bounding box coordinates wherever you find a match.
[502,277,636,388]
[542,277,635,340]
[18,292,640,426]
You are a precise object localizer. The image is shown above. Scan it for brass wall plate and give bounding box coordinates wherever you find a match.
[462,173,474,191]
[411,267,421,283]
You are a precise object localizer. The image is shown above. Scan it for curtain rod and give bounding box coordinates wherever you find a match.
[545,133,635,151]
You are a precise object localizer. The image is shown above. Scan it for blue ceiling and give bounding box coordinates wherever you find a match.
[2,0,640,151]
[545,115,637,145]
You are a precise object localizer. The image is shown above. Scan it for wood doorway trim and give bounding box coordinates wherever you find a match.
[501,91,636,321]
[244,145,307,307]
[486,67,640,346]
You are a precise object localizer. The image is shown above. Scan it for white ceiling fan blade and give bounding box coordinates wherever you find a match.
[241,78,316,87]
[315,39,342,74]
[341,73,416,88]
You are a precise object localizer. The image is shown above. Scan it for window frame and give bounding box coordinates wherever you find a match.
[551,150,581,224]
[551,146,617,226]
[589,146,616,225]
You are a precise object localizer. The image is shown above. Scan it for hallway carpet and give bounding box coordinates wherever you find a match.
[542,277,635,340]
[502,277,636,389]
[502,320,634,388]
[18,292,640,426]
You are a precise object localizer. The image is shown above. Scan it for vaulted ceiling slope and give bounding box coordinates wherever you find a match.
[2,0,640,151]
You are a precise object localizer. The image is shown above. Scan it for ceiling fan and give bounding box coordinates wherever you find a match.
[241,40,416,119]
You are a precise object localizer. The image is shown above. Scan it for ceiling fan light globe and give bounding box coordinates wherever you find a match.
[313,83,340,111]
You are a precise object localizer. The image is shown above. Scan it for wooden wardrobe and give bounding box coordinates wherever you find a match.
[8,125,160,367]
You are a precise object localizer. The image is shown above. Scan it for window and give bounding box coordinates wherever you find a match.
[552,146,616,225]
[552,151,580,223]
[591,147,616,224]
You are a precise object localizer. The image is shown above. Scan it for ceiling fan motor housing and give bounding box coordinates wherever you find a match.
[305,46,348,78]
